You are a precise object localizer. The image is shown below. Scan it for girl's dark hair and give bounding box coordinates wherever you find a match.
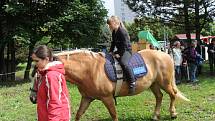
[33,45,53,61]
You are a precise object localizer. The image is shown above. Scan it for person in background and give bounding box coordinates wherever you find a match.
[31,45,71,121]
[107,16,135,94]
[195,40,205,76]
[207,38,215,75]
[187,40,199,83]
[172,41,183,84]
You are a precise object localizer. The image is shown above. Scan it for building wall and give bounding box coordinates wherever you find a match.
[114,0,137,23]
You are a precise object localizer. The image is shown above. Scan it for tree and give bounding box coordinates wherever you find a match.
[201,22,215,36]
[23,0,107,80]
[125,0,215,43]
[1,0,107,81]
[0,0,20,81]
[97,25,112,49]
[42,0,107,48]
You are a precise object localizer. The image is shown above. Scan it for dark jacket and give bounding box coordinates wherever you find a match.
[109,26,132,56]
[183,47,197,64]
[207,43,215,58]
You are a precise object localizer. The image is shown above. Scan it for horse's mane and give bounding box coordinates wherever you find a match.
[54,50,104,59]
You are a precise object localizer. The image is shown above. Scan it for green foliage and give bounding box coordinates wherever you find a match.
[201,22,215,36]
[4,0,108,47]
[3,1,28,15]
[125,22,139,42]
[97,25,112,46]
[125,0,215,40]
[41,0,108,48]
[126,17,174,42]
[0,0,107,65]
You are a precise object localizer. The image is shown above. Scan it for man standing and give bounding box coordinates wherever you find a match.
[184,40,198,83]
[172,41,182,84]
[207,39,215,75]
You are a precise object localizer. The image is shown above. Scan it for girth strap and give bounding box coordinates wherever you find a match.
[114,58,123,97]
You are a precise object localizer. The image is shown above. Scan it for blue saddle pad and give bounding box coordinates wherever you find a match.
[104,54,116,81]
[128,53,148,78]
[104,53,147,82]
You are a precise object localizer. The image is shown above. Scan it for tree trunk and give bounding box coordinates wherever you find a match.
[195,0,201,41]
[24,43,35,81]
[11,40,16,81]
[183,0,191,45]
[7,42,10,81]
[0,44,6,82]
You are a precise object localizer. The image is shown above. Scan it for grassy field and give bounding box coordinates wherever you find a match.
[0,70,215,121]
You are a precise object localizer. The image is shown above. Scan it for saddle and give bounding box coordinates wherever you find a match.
[104,53,148,82]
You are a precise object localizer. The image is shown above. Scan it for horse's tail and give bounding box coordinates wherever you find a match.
[171,71,190,102]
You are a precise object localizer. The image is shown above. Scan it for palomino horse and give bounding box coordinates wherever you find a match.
[55,49,189,121]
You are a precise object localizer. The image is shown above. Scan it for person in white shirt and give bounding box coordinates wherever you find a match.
[172,41,183,84]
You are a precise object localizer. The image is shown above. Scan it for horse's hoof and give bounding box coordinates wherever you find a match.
[171,113,177,119]
[152,115,160,121]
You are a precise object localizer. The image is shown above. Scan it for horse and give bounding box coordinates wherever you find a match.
[55,49,190,121]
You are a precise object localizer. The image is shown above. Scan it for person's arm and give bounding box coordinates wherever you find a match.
[109,41,115,53]
[45,72,62,121]
[180,51,183,65]
[109,32,115,53]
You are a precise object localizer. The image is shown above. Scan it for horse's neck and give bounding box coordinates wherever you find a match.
[64,60,87,82]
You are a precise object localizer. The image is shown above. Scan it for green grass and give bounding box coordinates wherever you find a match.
[16,63,27,71]
[0,66,215,121]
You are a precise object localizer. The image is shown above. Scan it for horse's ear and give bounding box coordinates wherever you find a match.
[98,52,105,57]
[53,56,59,61]
[53,56,65,64]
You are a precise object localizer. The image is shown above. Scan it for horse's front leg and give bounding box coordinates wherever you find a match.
[101,96,118,121]
[150,83,163,121]
[75,96,94,121]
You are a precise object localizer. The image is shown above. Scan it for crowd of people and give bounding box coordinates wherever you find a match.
[169,38,215,85]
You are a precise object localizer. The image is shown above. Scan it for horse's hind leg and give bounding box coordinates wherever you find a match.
[150,82,163,121]
[75,96,94,121]
[101,96,118,121]
[162,84,177,119]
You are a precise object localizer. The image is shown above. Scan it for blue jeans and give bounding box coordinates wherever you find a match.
[188,63,197,82]
[175,66,181,83]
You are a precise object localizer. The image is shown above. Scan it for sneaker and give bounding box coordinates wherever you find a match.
[190,80,199,85]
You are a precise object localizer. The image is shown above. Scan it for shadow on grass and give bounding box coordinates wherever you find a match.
[93,115,175,121]
[0,78,30,88]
